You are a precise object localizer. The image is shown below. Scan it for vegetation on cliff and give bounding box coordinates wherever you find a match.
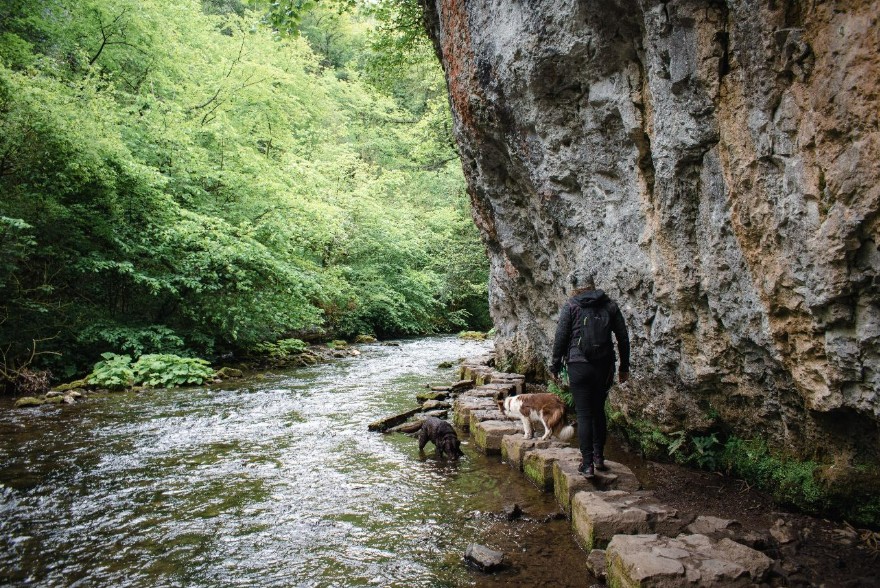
[0,0,488,390]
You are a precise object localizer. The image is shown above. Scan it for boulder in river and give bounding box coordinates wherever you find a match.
[14,396,45,408]
[464,543,504,572]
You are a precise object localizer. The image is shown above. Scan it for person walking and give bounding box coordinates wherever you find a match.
[550,269,630,478]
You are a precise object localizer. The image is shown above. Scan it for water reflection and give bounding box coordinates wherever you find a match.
[0,337,593,587]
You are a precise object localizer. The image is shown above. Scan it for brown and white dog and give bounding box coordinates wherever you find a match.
[499,393,574,441]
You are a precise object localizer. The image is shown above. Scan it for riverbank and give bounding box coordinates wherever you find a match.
[440,353,879,587]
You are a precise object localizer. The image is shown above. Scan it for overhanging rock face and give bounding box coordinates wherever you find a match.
[423,0,879,478]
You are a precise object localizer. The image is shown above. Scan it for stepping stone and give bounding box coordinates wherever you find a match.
[472,420,523,454]
[553,459,640,517]
[467,386,505,399]
[571,490,693,550]
[606,533,772,587]
[523,446,582,491]
[501,435,559,470]
[450,379,475,393]
[452,396,497,429]
[473,368,495,385]
[469,408,507,432]
[474,382,517,396]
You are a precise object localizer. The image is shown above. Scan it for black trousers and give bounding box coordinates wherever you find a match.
[568,361,613,464]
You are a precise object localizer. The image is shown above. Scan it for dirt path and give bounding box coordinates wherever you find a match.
[642,460,880,587]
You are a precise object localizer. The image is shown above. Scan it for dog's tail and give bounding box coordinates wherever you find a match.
[556,424,575,441]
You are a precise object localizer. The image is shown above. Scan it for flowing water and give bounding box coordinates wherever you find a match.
[0,337,596,587]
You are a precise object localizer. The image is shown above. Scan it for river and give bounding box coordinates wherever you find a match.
[0,336,595,587]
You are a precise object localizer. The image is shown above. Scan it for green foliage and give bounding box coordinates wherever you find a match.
[547,378,573,410]
[0,0,488,380]
[720,437,826,512]
[88,352,213,388]
[252,337,308,358]
[89,353,135,390]
[132,354,214,388]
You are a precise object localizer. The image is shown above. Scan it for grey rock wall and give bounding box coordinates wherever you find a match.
[422,0,880,479]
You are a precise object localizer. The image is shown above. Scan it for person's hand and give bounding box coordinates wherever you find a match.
[619,371,629,384]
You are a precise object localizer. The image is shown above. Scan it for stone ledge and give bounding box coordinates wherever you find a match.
[553,459,641,517]
[452,396,498,430]
[522,446,582,491]
[572,490,693,551]
[501,435,559,471]
[606,533,772,587]
[472,420,523,454]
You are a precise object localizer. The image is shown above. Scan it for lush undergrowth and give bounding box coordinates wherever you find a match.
[0,0,489,388]
[608,411,880,528]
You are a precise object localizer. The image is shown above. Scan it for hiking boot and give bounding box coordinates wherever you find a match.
[594,453,608,471]
[578,461,595,479]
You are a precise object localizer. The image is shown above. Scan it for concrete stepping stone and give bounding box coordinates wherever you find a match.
[572,490,693,550]
[606,533,772,587]
[472,420,523,454]
[522,446,582,491]
[553,459,641,517]
[501,435,559,470]
[452,396,498,429]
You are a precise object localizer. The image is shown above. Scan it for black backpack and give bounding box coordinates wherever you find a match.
[569,299,617,362]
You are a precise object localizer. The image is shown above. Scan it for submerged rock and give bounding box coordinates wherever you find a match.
[464,543,504,572]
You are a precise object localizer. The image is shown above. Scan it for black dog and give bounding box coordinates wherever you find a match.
[417,416,464,460]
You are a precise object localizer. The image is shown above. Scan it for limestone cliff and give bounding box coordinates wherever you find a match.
[423,0,879,488]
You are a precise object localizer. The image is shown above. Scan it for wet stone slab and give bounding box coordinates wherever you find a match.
[571,490,693,551]
[500,435,559,471]
[522,446,582,491]
[469,408,507,432]
[466,386,506,399]
[453,396,498,430]
[473,382,517,396]
[472,420,523,454]
[606,533,772,587]
[553,459,641,517]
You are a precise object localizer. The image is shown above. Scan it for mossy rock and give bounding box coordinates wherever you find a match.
[458,331,488,341]
[328,340,349,349]
[354,334,377,344]
[437,361,455,369]
[15,396,45,408]
[52,378,90,393]
[215,367,244,379]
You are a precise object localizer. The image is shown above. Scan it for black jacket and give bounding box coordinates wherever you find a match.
[551,289,630,374]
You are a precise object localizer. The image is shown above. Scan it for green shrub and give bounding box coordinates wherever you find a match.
[720,437,826,512]
[252,338,308,358]
[132,354,215,388]
[547,377,573,409]
[89,353,135,390]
